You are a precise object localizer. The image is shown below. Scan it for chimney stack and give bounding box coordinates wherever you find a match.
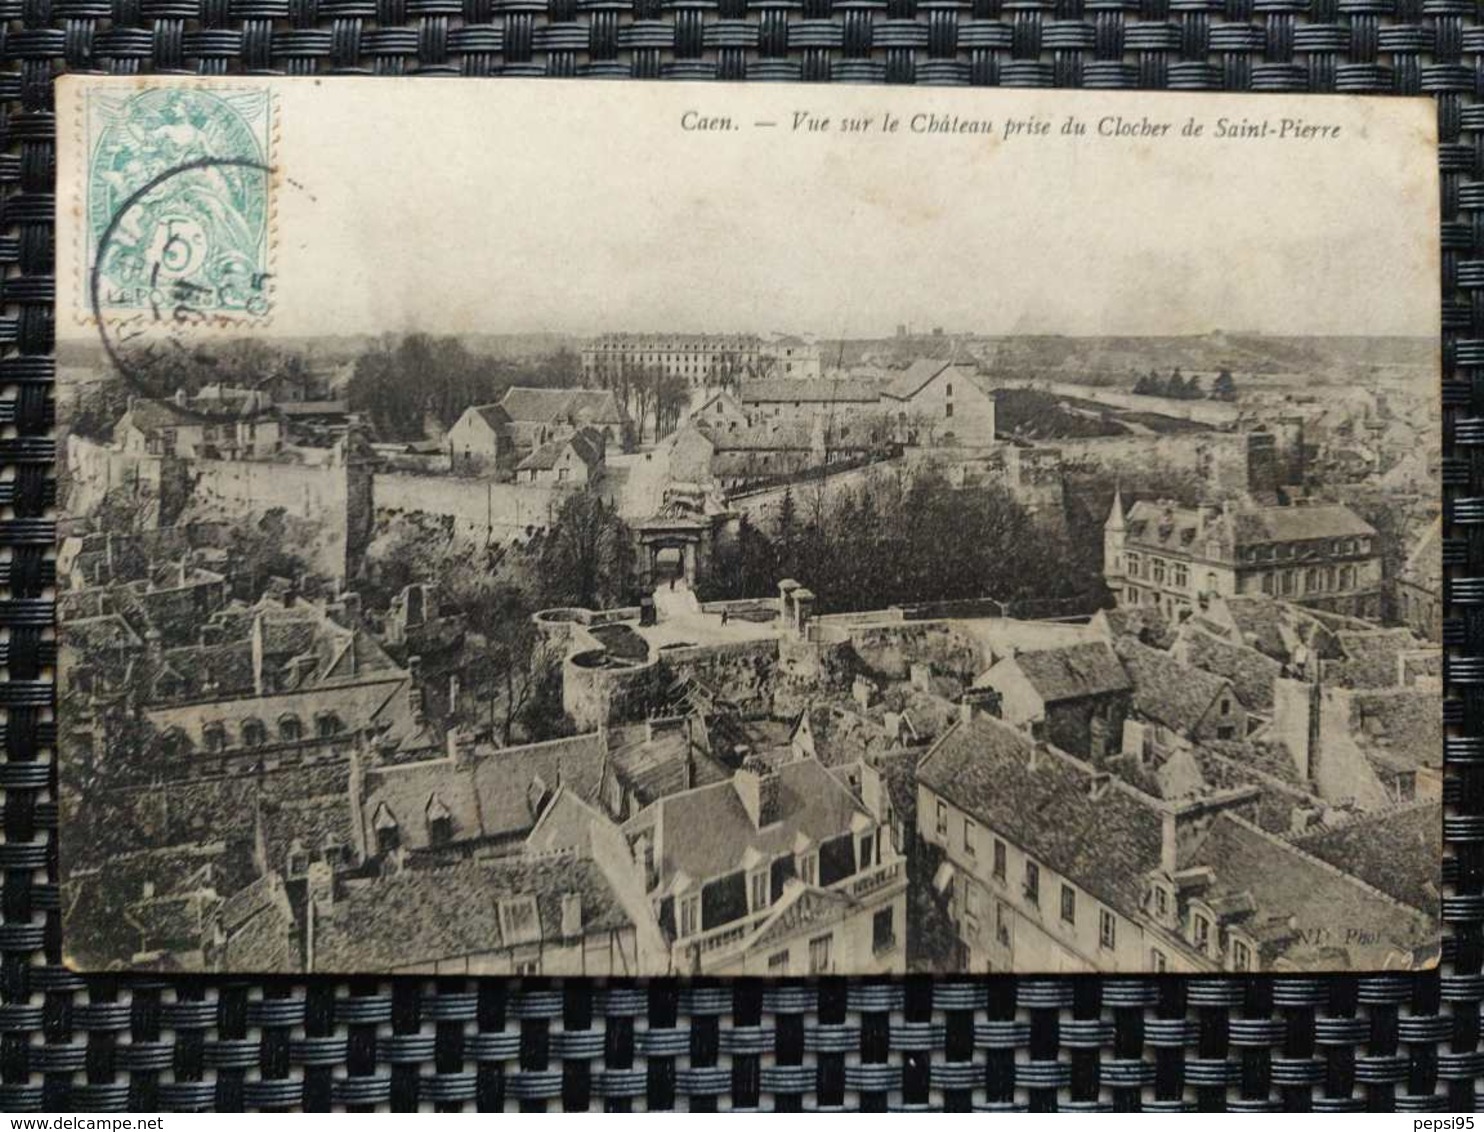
[958,687,1001,724]
[448,673,461,719]
[561,892,583,938]
[734,755,782,829]
[407,655,424,724]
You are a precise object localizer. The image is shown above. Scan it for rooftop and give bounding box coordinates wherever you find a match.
[916,714,1166,921]
[986,640,1130,704]
[312,854,631,971]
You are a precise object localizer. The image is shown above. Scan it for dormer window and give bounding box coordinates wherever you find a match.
[315,712,342,739]
[242,718,266,748]
[426,795,454,847]
[203,722,227,753]
[1193,911,1211,953]
[498,896,541,946]
[750,868,770,913]
[1232,938,1252,972]
[278,714,302,743]
[679,894,700,938]
[372,803,400,855]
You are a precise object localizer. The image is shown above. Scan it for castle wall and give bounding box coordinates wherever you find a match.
[372,473,567,545]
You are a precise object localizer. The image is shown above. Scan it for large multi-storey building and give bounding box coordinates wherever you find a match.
[1104,493,1383,620]
[916,711,1436,973]
[582,333,822,389]
[622,754,908,975]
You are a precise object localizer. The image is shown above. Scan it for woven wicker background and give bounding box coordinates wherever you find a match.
[1,1,1477,1112]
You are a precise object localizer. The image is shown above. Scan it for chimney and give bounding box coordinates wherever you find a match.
[910,663,933,693]
[883,711,903,744]
[174,387,189,407]
[1088,772,1111,800]
[734,755,782,829]
[853,675,876,710]
[561,892,583,938]
[1027,741,1047,773]
[958,686,1001,724]
[407,655,424,724]
[448,673,461,719]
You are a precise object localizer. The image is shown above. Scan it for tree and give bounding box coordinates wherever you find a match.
[1133,374,1153,395]
[1211,368,1237,401]
[1183,374,1203,399]
[346,333,514,441]
[538,493,636,610]
[1165,368,1185,399]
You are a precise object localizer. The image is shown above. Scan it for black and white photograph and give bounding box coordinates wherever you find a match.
[54,77,1442,975]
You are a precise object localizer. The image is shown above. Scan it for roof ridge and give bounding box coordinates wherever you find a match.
[1222,812,1433,919]
[1286,796,1441,841]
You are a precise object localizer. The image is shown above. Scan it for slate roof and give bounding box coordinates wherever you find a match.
[1187,813,1437,968]
[880,360,979,401]
[1094,605,1175,649]
[214,873,300,972]
[738,378,887,404]
[1401,520,1441,596]
[1346,687,1442,774]
[916,715,1166,921]
[999,641,1130,704]
[312,854,633,971]
[1124,501,1375,555]
[639,757,870,887]
[499,387,627,425]
[464,403,511,431]
[516,428,605,472]
[362,733,608,851]
[1176,625,1282,712]
[1289,801,1441,916]
[1114,637,1233,736]
[707,421,814,451]
[605,719,729,809]
[1324,629,1425,689]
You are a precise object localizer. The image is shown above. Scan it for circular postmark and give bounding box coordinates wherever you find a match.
[90,156,277,426]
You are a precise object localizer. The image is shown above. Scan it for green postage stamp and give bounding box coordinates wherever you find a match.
[83,84,275,321]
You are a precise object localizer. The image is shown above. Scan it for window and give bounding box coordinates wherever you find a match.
[1339,565,1356,590]
[936,800,948,837]
[1024,860,1040,906]
[1060,884,1076,925]
[750,870,769,912]
[945,402,954,418]
[963,818,977,859]
[679,895,700,938]
[859,834,874,870]
[1216,725,1235,740]
[993,839,1006,881]
[1232,940,1252,972]
[1152,559,1166,585]
[241,719,266,748]
[1126,553,1141,579]
[1280,570,1296,596]
[1151,948,1168,973]
[514,957,542,977]
[767,950,789,973]
[1261,572,1275,595]
[800,854,817,887]
[1172,564,1189,589]
[203,723,227,753]
[278,715,302,743]
[1219,699,1231,717]
[315,712,342,739]
[1193,912,1211,952]
[499,897,541,946]
[872,907,896,954]
[1099,908,1117,950]
[946,383,953,397]
[808,933,833,975]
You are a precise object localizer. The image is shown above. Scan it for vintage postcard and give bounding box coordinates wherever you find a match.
[53,77,1441,975]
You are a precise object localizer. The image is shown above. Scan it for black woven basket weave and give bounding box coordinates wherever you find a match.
[1,1,1478,1112]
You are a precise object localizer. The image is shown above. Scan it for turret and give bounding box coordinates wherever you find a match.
[1104,486,1127,581]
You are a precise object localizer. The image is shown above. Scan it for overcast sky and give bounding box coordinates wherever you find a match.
[58,78,1439,342]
